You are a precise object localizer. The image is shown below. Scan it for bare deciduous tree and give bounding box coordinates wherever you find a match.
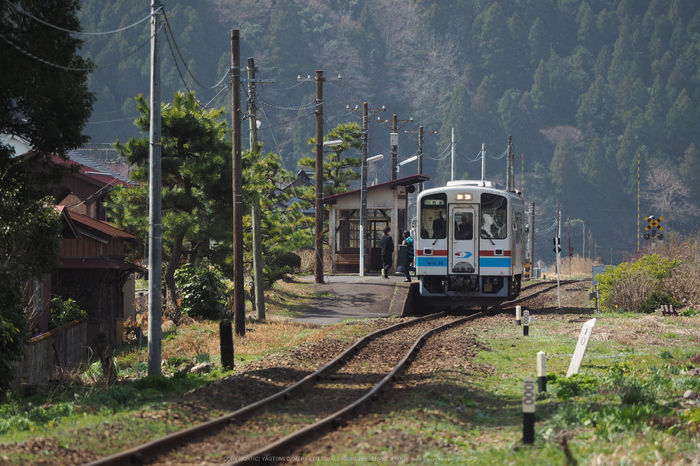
[642,166,700,228]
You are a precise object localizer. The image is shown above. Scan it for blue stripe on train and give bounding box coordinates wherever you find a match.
[480,257,512,268]
[416,257,447,267]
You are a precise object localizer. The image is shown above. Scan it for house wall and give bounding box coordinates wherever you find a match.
[52,269,122,345]
[13,319,87,387]
[60,232,126,258]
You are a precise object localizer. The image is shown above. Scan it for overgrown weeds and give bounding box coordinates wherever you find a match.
[595,232,700,312]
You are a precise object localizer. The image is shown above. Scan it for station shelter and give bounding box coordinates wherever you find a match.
[323,174,429,274]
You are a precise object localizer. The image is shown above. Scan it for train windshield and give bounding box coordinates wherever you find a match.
[481,193,507,239]
[420,193,447,239]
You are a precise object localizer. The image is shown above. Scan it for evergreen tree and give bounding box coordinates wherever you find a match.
[299,122,362,195]
[665,88,695,156]
[615,123,641,196]
[550,134,585,215]
[0,0,93,393]
[528,17,549,68]
[679,143,700,202]
[111,92,232,325]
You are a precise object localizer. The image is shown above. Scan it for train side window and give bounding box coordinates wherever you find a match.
[481,193,508,239]
[420,194,447,239]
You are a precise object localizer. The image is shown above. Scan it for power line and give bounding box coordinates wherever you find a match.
[7,2,159,35]
[161,11,230,90]
[0,25,159,72]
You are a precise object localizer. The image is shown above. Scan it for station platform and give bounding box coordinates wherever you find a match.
[293,273,415,325]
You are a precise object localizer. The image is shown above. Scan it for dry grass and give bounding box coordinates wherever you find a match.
[557,254,599,278]
[116,275,376,369]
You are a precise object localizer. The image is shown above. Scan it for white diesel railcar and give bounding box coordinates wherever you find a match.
[415,180,526,310]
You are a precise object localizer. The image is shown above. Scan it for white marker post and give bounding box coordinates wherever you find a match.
[522,310,529,336]
[537,351,546,393]
[523,376,535,444]
[516,305,522,326]
[566,318,597,377]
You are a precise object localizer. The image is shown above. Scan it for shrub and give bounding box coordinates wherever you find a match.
[264,251,302,285]
[596,254,681,312]
[50,296,87,329]
[175,262,227,320]
[554,373,599,400]
[639,291,684,314]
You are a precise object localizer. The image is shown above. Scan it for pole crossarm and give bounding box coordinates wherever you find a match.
[377,117,414,131]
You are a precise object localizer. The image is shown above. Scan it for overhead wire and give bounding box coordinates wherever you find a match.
[161,11,230,91]
[7,2,159,35]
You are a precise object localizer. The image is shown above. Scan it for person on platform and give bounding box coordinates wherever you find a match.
[402,230,416,282]
[379,226,394,279]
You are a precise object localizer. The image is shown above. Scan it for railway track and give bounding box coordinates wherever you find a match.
[501,278,579,309]
[85,312,482,466]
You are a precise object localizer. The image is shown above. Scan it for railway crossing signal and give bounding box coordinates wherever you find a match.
[643,216,663,241]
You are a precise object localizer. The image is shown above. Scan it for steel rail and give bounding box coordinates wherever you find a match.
[85,312,449,466]
[503,279,577,308]
[228,312,483,465]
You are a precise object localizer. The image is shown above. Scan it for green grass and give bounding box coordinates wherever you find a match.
[3,293,700,464]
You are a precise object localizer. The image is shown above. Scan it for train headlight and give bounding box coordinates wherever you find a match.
[456,193,472,201]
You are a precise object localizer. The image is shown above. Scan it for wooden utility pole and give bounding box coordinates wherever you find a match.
[247,57,265,318]
[314,71,325,284]
[147,0,162,377]
[378,114,412,180]
[231,30,244,336]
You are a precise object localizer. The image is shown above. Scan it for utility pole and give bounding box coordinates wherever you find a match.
[529,202,535,278]
[314,71,325,283]
[405,126,437,192]
[506,136,513,191]
[231,30,244,336]
[246,58,274,317]
[300,72,339,283]
[451,128,455,181]
[377,114,412,180]
[481,143,486,180]
[556,200,562,311]
[147,0,162,376]
[567,216,571,275]
[582,221,586,259]
[348,103,385,276]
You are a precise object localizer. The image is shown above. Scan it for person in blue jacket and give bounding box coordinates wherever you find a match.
[402,230,416,282]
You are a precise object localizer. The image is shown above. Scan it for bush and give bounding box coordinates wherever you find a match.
[264,251,302,285]
[639,291,684,314]
[596,254,681,312]
[175,262,227,320]
[49,296,87,329]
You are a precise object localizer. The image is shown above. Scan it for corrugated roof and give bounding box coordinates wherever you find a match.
[323,174,430,203]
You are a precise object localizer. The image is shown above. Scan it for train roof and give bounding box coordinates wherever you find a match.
[419,179,525,202]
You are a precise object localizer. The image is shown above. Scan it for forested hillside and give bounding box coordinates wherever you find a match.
[78,0,700,264]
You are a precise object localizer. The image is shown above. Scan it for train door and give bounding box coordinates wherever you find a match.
[449,206,477,274]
